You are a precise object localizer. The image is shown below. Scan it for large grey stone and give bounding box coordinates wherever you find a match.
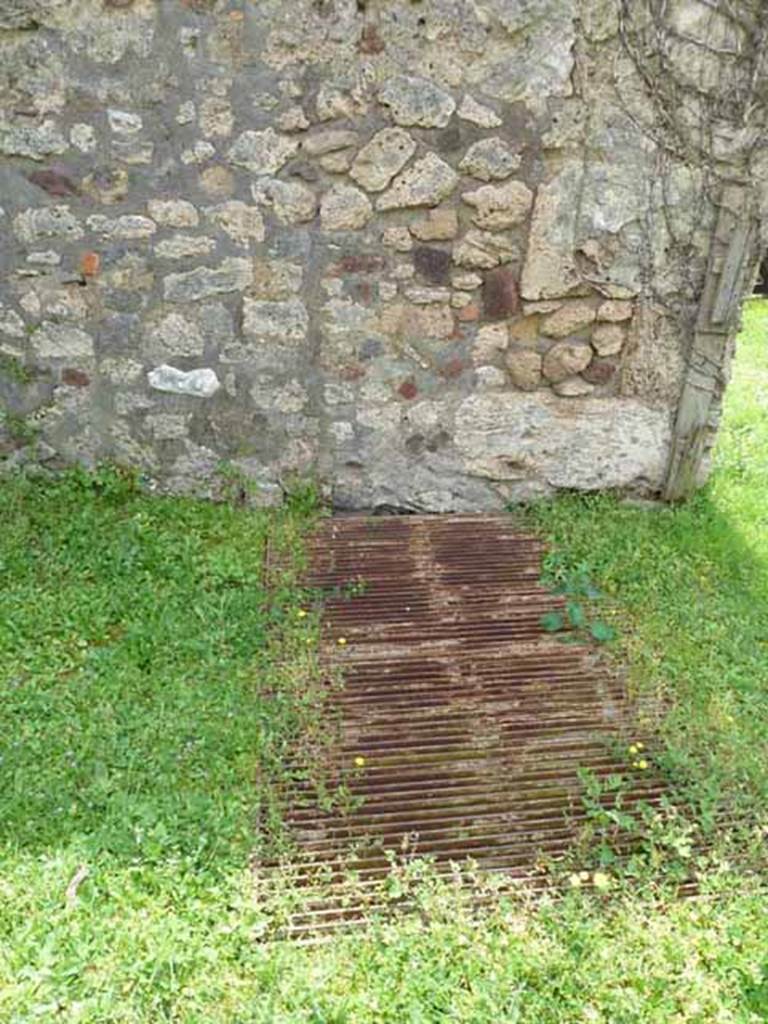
[455,392,670,490]
[379,76,456,128]
[520,163,583,300]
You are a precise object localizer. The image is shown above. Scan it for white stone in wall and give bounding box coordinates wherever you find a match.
[377,154,458,211]
[459,138,521,182]
[31,323,94,361]
[163,258,252,303]
[455,392,670,490]
[462,180,533,229]
[320,184,373,230]
[458,94,503,128]
[228,128,299,174]
[206,201,265,244]
[147,365,221,398]
[349,128,416,192]
[379,75,456,128]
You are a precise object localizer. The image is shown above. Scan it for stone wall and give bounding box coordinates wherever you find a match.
[0,0,758,509]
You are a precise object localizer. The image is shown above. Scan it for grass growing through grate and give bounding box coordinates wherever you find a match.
[1,304,767,1022]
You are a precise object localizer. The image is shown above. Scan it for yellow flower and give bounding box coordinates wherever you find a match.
[638,759,648,770]
[568,873,582,888]
[629,744,638,755]
[636,741,645,751]
[337,637,347,646]
[354,756,366,768]
[592,871,611,890]
[297,609,308,619]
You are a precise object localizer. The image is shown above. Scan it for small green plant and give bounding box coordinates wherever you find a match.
[0,353,33,385]
[0,408,40,446]
[538,555,617,642]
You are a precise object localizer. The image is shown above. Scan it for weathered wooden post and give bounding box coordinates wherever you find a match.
[664,187,761,500]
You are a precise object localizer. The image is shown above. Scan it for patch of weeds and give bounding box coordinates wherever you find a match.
[538,554,617,643]
[0,353,33,385]
[0,408,40,446]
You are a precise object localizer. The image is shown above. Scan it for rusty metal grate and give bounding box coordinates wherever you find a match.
[263,515,662,936]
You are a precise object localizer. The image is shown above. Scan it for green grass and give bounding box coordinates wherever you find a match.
[524,300,768,822]
[1,304,767,1022]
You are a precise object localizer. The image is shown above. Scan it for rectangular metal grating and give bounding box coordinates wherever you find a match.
[261,515,662,936]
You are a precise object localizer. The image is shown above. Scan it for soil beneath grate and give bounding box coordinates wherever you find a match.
[259,515,662,938]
